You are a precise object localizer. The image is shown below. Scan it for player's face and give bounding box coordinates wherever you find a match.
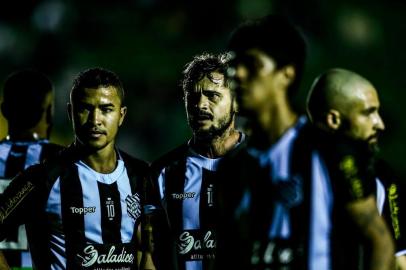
[228,48,281,115]
[69,86,126,151]
[340,85,385,147]
[185,71,235,138]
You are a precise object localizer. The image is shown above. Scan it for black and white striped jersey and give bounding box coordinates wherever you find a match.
[0,146,148,270]
[375,160,406,257]
[150,134,244,270]
[0,139,63,267]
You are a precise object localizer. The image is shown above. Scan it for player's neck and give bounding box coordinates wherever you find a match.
[77,142,118,174]
[252,99,298,148]
[6,127,47,141]
[191,124,240,159]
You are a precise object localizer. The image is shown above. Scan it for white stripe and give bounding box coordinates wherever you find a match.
[24,143,42,169]
[46,177,67,269]
[309,152,333,270]
[77,163,103,243]
[375,178,385,215]
[0,142,12,176]
[117,166,136,242]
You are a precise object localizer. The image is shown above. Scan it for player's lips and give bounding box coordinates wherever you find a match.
[84,129,106,138]
[367,133,380,144]
[193,112,213,122]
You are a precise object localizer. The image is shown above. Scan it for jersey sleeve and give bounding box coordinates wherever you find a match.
[325,139,375,204]
[377,161,406,255]
[0,165,42,240]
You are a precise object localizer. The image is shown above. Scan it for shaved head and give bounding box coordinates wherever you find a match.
[307,68,385,148]
[307,68,374,122]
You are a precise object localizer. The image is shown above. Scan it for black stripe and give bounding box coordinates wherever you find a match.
[165,160,187,270]
[199,168,216,229]
[97,181,122,243]
[3,144,30,264]
[4,144,28,178]
[39,143,62,162]
[200,168,217,270]
[60,165,86,269]
[289,125,312,269]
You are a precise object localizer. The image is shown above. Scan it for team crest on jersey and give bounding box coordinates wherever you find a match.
[126,193,141,221]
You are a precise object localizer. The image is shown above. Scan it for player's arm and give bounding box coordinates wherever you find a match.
[396,256,406,270]
[346,194,395,270]
[0,251,10,270]
[137,221,156,270]
[0,167,39,240]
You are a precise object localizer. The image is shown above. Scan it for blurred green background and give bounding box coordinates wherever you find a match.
[0,0,405,179]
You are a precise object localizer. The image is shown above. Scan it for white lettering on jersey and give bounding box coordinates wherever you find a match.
[171,192,196,200]
[69,206,96,215]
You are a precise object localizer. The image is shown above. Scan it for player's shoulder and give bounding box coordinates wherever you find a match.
[40,142,65,161]
[118,149,149,173]
[150,143,189,173]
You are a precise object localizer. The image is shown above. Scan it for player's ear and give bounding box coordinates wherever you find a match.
[282,65,296,86]
[119,106,127,126]
[326,109,341,130]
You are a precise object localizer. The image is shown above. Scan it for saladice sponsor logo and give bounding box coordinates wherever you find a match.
[177,229,216,261]
[251,239,295,266]
[388,183,401,239]
[0,181,34,222]
[76,243,136,270]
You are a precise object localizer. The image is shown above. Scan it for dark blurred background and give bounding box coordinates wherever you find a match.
[0,0,405,178]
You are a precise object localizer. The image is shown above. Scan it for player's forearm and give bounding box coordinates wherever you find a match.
[369,231,395,270]
[347,196,395,270]
[0,173,36,239]
[396,255,406,270]
[0,251,10,270]
[139,251,156,270]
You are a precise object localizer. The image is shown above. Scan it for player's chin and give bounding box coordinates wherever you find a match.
[82,138,107,150]
[367,139,380,153]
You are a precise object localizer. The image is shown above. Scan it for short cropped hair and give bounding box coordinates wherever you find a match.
[2,69,53,128]
[70,67,125,105]
[182,52,232,98]
[228,14,306,100]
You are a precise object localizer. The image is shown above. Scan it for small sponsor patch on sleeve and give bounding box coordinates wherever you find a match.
[339,155,364,199]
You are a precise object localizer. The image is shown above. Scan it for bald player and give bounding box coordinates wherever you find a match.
[307,68,402,269]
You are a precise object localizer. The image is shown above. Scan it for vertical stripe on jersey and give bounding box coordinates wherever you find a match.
[60,165,86,269]
[97,181,122,243]
[4,144,28,178]
[120,154,139,243]
[165,161,187,270]
[199,168,216,229]
[0,143,12,176]
[24,143,43,169]
[165,161,187,233]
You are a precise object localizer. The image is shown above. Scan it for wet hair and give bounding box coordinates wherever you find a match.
[182,52,233,98]
[1,69,53,129]
[228,14,306,101]
[70,67,125,105]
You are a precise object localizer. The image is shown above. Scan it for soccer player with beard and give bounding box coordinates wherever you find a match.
[0,68,154,270]
[148,52,244,270]
[307,68,402,269]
